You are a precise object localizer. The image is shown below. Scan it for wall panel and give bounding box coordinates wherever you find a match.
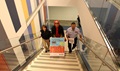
[0,20,11,50]
[5,0,21,32]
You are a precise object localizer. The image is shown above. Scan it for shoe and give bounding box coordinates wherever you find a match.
[69,51,72,53]
[47,50,50,52]
[72,47,76,50]
[45,50,47,53]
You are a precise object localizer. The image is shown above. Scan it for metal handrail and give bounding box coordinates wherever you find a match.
[109,0,120,10]
[79,39,117,71]
[83,0,119,70]
[0,36,41,54]
[96,22,118,59]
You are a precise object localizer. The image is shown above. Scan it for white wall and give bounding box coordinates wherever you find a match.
[47,0,76,7]
[47,0,110,8]
[76,0,105,45]
[49,7,78,20]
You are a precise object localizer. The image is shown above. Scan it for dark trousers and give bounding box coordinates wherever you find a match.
[68,37,77,53]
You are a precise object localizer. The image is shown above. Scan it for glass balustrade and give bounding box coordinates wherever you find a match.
[0,32,42,71]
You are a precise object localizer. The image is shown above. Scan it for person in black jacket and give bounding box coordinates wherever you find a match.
[41,25,51,52]
[77,15,81,28]
[51,20,64,37]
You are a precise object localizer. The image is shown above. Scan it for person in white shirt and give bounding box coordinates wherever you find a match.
[66,22,82,53]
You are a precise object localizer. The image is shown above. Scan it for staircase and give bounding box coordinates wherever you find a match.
[23,50,83,71]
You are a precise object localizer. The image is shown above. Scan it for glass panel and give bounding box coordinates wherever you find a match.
[84,37,108,59]
[83,48,102,71]
[19,34,32,59]
[33,33,42,51]
[85,0,120,59]
[78,40,102,71]
[0,39,11,50]
[99,64,112,71]
[84,0,120,70]
[89,0,111,27]
[0,32,42,71]
[79,37,118,70]
[19,33,42,59]
[0,1,44,69]
[104,52,118,70]
[2,50,19,71]
[112,0,120,5]
[0,54,10,71]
